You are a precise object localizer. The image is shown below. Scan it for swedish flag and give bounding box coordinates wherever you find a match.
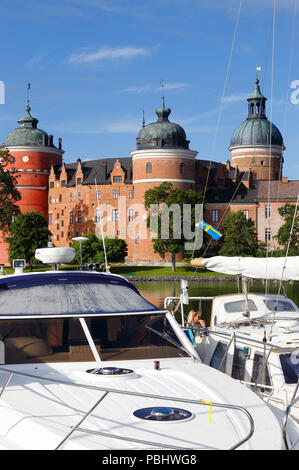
[196,221,222,241]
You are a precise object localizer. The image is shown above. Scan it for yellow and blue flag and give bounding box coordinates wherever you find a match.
[196,221,222,241]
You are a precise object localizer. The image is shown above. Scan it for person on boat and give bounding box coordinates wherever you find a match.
[187,310,206,328]
[185,310,205,345]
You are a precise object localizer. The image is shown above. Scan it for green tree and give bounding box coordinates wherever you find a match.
[218,210,258,257]
[275,203,299,255]
[0,149,21,235]
[72,233,127,265]
[6,211,51,270]
[144,182,203,271]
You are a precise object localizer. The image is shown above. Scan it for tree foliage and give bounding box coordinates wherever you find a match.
[72,233,128,265]
[0,149,21,234]
[6,211,51,269]
[275,203,299,254]
[218,210,259,257]
[144,182,203,271]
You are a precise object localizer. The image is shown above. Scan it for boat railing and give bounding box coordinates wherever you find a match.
[0,366,255,450]
[283,379,299,450]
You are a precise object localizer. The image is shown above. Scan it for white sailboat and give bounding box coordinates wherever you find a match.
[175,256,299,423]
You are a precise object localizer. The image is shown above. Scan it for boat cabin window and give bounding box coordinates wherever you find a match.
[264,299,296,312]
[279,354,299,384]
[224,300,258,313]
[251,353,272,394]
[0,314,189,365]
[231,347,247,381]
[210,341,227,373]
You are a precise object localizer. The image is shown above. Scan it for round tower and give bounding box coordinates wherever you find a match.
[229,76,285,180]
[3,103,63,218]
[129,99,197,262]
[131,98,197,195]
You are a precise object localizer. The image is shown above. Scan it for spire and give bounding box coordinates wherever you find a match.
[26,83,31,113]
[17,83,38,129]
[142,107,145,127]
[156,80,171,122]
[247,72,267,119]
[160,79,165,108]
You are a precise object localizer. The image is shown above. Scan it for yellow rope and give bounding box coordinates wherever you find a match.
[200,399,213,423]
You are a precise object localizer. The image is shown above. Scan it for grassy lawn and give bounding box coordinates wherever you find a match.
[1,265,227,277]
[109,265,227,277]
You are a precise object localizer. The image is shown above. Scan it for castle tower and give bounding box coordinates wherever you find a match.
[229,76,285,181]
[129,98,198,261]
[0,103,63,264]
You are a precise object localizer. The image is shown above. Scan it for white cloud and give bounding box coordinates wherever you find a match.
[123,82,190,94]
[68,46,151,64]
[104,120,140,133]
[222,93,248,104]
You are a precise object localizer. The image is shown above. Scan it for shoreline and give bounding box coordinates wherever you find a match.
[127,275,237,281]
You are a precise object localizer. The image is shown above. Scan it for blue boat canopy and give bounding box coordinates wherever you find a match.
[0,272,162,318]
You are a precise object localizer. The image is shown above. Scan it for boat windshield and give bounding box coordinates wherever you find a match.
[264,299,296,312]
[0,314,189,365]
[279,353,299,384]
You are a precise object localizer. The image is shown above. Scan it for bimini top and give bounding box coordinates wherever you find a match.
[0,271,162,318]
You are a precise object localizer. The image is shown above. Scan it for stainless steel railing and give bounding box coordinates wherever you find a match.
[0,366,254,450]
[283,380,299,450]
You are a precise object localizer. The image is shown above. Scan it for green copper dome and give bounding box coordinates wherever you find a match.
[3,104,56,148]
[230,77,284,148]
[136,99,190,150]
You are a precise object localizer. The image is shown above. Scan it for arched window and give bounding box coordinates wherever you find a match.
[146,162,152,173]
[180,163,185,174]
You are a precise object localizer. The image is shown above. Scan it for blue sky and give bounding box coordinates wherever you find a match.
[1,0,299,178]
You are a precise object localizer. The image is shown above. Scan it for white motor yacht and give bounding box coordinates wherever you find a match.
[0,249,297,450]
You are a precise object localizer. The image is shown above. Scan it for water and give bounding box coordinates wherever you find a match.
[133,279,299,325]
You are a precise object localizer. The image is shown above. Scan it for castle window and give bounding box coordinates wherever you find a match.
[129,209,133,222]
[112,190,118,199]
[59,194,62,203]
[61,232,64,238]
[129,189,134,199]
[180,163,185,174]
[135,232,140,245]
[49,214,53,225]
[70,193,73,202]
[78,192,81,201]
[95,210,102,222]
[261,161,264,166]
[77,178,82,185]
[265,228,271,242]
[146,162,152,173]
[112,209,119,222]
[243,210,249,220]
[212,210,219,222]
[61,180,66,187]
[78,211,82,223]
[49,195,52,204]
[70,212,74,224]
[50,182,54,189]
[265,204,271,219]
[113,175,122,183]
[96,190,102,200]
